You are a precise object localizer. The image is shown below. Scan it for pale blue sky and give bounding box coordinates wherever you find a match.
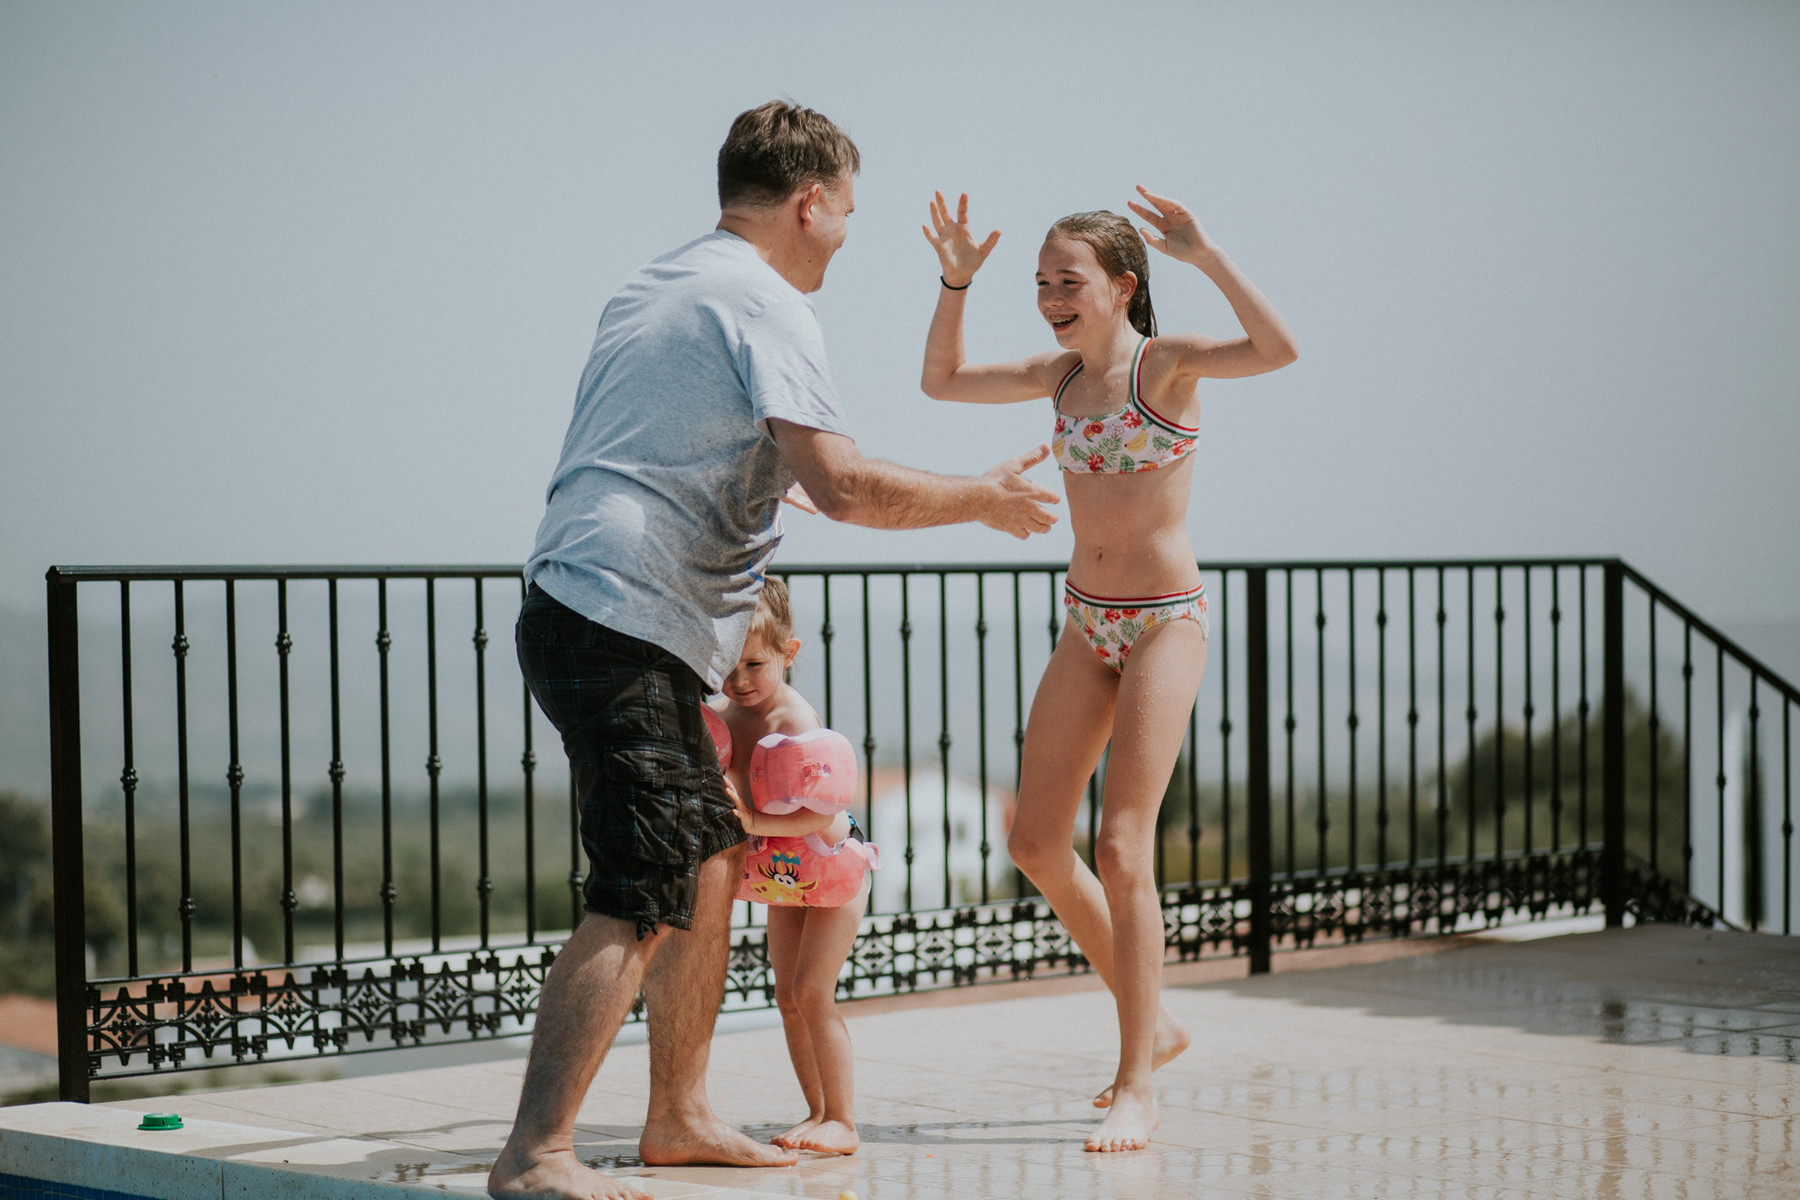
[4,0,1797,626]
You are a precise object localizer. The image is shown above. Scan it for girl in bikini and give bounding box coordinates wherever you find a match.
[921,187,1297,1152]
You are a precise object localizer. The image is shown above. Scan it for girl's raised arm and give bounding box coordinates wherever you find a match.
[921,191,1060,405]
[1128,186,1298,381]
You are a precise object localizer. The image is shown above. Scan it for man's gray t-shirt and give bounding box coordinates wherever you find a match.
[525,230,851,690]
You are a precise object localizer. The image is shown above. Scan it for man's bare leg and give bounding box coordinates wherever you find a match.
[638,843,798,1168]
[488,911,663,1200]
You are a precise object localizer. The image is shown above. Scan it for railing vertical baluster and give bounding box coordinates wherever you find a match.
[475,580,492,947]
[976,573,991,905]
[120,581,138,977]
[1602,561,1626,927]
[1579,570,1590,849]
[900,575,915,914]
[1435,569,1448,923]
[520,579,538,943]
[1377,570,1388,871]
[1551,570,1562,852]
[1749,678,1763,930]
[1245,567,1272,974]
[1494,566,1505,870]
[277,581,295,961]
[1464,567,1476,866]
[46,569,89,1103]
[1523,570,1534,859]
[1683,622,1694,899]
[1783,702,1792,934]
[1406,568,1418,871]
[1284,570,1295,876]
[174,580,193,971]
[1218,570,1231,885]
[226,581,244,968]
[1315,570,1328,877]
[426,578,442,951]
[1716,643,1727,918]
[378,581,396,955]
[1347,569,1359,874]
[938,573,952,910]
[860,574,877,913]
[1648,594,1659,878]
[1012,572,1025,900]
[328,579,345,962]
[820,574,835,728]
[1186,685,1199,885]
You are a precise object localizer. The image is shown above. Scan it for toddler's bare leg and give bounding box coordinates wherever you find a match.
[766,904,824,1147]
[780,885,867,1154]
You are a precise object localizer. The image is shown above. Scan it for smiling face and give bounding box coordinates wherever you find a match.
[1037,236,1135,346]
[724,633,799,712]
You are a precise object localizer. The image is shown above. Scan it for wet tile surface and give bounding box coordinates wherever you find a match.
[58,924,1800,1196]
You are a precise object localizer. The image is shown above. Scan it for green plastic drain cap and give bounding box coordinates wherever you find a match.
[138,1113,183,1131]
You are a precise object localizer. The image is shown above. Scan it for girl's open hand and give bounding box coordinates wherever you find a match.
[922,191,1001,288]
[1127,185,1220,267]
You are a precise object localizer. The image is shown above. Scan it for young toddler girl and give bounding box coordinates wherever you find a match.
[710,578,874,1156]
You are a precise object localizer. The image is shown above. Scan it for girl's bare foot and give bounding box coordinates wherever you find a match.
[1084,1086,1158,1153]
[771,1116,820,1149]
[488,1143,651,1200]
[785,1119,859,1155]
[638,1113,798,1167]
[1094,1007,1190,1108]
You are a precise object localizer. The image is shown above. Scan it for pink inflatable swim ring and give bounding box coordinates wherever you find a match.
[748,728,857,815]
[701,706,732,768]
[737,831,880,908]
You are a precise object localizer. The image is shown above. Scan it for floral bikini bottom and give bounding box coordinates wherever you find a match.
[1062,581,1210,674]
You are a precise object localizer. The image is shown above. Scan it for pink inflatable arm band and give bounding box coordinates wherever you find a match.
[701,706,732,768]
[748,728,857,815]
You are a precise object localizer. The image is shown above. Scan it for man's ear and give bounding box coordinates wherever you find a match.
[795,181,824,229]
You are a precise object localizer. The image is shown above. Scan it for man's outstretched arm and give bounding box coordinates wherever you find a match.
[768,419,1060,540]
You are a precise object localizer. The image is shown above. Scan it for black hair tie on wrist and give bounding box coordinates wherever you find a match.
[940,275,971,291]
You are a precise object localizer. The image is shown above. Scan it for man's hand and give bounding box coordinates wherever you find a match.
[980,444,1061,540]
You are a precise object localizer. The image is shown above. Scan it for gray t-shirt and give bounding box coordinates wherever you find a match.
[525,230,851,690]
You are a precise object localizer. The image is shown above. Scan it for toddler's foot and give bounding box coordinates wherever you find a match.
[1084,1087,1157,1153]
[1094,1007,1190,1108]
[771,1117,819,1150]
[785,1119,859,1155]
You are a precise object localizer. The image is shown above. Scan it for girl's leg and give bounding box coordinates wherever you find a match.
[764,905,823,1145]
[1087,619,1208,1152]
[779,883,868,1154]
[1008,625,1191,1103]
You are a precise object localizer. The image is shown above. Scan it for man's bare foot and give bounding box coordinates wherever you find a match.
[784,1119,859,1155]
[1084,1087,1157,1153]
[1094,1006,1190,1108]
[771,1116,819,1149]
[488,1142,650,1200]
[639,1113,798,1167]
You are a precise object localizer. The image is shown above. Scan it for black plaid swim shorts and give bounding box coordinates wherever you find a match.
[516,584,744,938]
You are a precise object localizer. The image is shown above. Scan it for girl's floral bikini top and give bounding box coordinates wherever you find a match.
[1051,337,1199,475]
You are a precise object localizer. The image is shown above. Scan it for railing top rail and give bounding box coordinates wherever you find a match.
[45,564,529,583]
[48,556,1627,585]
[1619,562,1800,706]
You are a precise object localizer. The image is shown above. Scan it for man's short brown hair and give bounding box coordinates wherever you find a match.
[717,101,860,210]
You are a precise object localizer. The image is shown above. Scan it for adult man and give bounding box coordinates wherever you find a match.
[489,102,1059,1200]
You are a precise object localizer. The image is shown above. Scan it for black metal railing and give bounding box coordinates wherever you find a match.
[45,558,1800,1100]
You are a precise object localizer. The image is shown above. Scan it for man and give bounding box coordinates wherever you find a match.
[488,101,1059,1200]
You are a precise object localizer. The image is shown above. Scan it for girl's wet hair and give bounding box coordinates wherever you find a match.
[1046,211,1157,338]
[748,577,795,649]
